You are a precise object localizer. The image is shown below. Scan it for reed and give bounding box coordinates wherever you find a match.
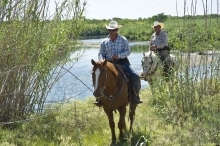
[0,0,86,123]
[148,1,220,143]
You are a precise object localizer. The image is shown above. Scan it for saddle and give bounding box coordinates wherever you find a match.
[114,64,129,82]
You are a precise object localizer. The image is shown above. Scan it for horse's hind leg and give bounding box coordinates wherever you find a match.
[103,106,116,145]
[118,104,126,140]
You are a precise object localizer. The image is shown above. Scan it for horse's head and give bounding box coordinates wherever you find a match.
[141,51,157,77]
[91,59,108,98]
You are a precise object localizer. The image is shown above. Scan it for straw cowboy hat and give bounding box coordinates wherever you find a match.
[105,20,122,30]
[151,21,164,29]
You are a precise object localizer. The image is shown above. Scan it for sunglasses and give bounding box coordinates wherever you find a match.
[108,29,117,32]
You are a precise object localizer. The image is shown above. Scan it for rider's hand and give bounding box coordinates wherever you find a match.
[112,54,119,59]
[150,45,157,51]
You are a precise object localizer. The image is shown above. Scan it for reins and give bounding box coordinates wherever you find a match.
[148,54,156,75]
[96,63,127,113]
[142,57,154,75]
[100,65,126,100]
[142,53,158,76]
[101,77,125,100]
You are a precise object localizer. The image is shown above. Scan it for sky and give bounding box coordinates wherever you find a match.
[50,0,219,19]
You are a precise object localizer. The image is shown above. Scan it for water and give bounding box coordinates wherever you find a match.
[46,39,150,102]
[46,39,220,103]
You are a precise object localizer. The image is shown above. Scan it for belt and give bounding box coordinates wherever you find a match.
[107,57,129,64]
[157,46,170,51]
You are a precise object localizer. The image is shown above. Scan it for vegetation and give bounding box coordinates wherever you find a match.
[0,0,86,123]
[81,13,220,52]
[0,0,220,146]
[0,84,219,145]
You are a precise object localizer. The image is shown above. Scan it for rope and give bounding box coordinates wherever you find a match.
[58,65,93,92]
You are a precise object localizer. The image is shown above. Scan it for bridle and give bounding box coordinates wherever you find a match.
[94,66,126,101]
[142,55,155,76]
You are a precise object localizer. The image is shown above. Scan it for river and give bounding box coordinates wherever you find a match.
[46,38,150,103]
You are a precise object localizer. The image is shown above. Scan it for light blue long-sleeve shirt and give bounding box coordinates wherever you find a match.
[98,35,130,61]
[150,30,168,49]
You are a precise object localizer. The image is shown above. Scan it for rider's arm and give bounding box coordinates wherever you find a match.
[149,34,156,51]
[117,37,130,59]
[98,42,106,60]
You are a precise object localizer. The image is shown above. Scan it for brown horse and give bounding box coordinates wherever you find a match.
[91,59,137,145]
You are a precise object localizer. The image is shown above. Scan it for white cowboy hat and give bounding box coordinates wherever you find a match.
[105,20,122,30]
[151,21,164,29]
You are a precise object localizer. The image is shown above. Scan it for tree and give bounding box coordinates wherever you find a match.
[148,13,168,22]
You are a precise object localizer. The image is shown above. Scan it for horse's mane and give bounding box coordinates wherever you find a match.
[106,62,119,77]
[96,60,119,78]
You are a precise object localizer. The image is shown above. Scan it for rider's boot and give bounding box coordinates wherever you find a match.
[132,80,143,104]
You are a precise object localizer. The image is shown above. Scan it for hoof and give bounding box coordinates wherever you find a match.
[120,138,128,143]
[119,133,128,143]
[110,142,116,146]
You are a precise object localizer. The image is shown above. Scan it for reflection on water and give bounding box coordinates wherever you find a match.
[47,41,150,102]
[131,43,149,52]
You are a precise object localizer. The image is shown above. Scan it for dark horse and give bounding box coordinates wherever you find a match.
[91,59,137,145]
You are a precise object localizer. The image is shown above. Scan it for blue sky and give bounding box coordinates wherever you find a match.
[50,0,219,19]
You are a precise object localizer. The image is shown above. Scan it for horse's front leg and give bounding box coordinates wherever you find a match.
[129,102,137,132]
[118,104,126,140]
[146,75,153,87]
[103,106,116,145]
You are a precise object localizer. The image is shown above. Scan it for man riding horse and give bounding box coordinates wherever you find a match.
[93,20,143,107]
[149,21,172,78]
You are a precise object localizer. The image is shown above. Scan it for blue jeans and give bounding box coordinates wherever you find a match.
[120,62,140,96]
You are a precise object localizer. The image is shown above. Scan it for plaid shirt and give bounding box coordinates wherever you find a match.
[98,35,130,61]
[150,30,168,49]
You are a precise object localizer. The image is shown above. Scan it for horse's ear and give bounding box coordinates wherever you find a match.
[91,59,96,65]
[103,59,107,65]
[143,52,145,57]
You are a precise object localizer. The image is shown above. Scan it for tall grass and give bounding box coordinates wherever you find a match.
[0,0,86,123]
[0,88,219,145]
[147,0,220,144]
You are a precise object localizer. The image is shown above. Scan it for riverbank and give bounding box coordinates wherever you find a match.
[178,50,220,67]
[80,40,150,48]
[80,40,220,66]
